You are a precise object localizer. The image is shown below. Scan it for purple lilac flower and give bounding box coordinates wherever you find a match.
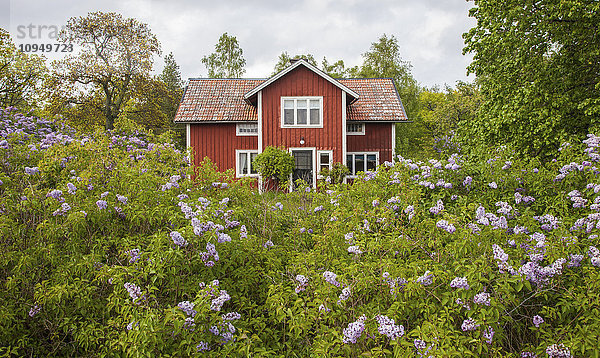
[217,232,231,243]
[492,244,509,262]
[473,292,491,306]
[450,277,469,290]
[125,248,140,263]
[126,321,138,330]
[404,205,415,220]
[67,182,76,194]
[100,191,109,198]
[196,342,210,352]
[337,286,351,304]
[170,231,188,247]
[295,274,309,293]
[47,189,63,200]
[347,245,363,255]
[24,166,40,175]
[96,200,108,210]
[489,182,498,189]
[210,290,231,311]
[483,326,494,344]
[461,318,480,331]
[318,304,330,313]
[342,315,366,344]
[344,232,354,243]
[29,304,41,317]
[372,199,379,207]
[124,282,142,302]
[375,315,404,340]
[222,312,241,321]
[178,301,197,317]
[263,239,274,248]
[463,176,472,186]
[323,271,342,287]
[239,225,247,239]
[436,220,456,233]
[546,344,571,358]
[313,205,323,213]
[116,194,128,205]
[533,315,544,327]
[416,271,434,286]
[567,254,584,267]
[429,199,444,215]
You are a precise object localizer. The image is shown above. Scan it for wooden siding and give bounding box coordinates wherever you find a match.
[190,123,257,171]
[261,66,344,163]
[347,123,394,163]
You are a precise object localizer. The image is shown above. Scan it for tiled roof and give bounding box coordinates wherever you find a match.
[174,77,407,123]
[340,78,408,122]
[175,79,262,123]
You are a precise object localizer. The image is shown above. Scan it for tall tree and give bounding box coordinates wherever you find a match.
[271,52,317,75]
[321,57,348,78]
[463,0,600,157]
[0,29,46,110]
[351,34,420,119]
[202,33,246,78]
[48,11,161,130]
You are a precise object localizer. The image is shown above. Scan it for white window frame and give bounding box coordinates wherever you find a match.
[316,150,333,179]
[281,96,323,128]
[346,122,365,135]
[236,122,259,136]
[236,150,259,178]
[346,152,379,178]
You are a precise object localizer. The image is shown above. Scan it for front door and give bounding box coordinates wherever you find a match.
[292,150,313,188]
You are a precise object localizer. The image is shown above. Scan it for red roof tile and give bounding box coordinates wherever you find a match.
[340,78,408,122]
[174,77,407,123]
[175,79,262,123]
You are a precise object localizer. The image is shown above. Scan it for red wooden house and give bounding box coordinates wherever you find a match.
[174,59,408,187]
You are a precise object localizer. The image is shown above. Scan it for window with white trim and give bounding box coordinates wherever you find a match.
[346,152,378,176]
[281,97,323,127]
[317,150,333,178]
[236,123,258,136]
[237,150,258,177]
[346,123,365,135]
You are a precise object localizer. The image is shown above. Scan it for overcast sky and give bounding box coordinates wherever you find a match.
[1,0,476,88]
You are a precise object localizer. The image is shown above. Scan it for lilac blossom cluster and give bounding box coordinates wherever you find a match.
[200,242,219,267]
[429,199,444,215]
[124,282,143,303]
[375,315,404,340]
[323,271,342,287]
[347,245,363,255]
[475,206,508,230]
[567,190,587,208]
[533,214,561,231]
[342,315,366,344]
[449,277,469,290]
[337,286,351,305]
[416,271,434,286]
[546,343,571,358]
[436,220,456,233]
[473,292,491,306]
[461,317,480,331]
[532,315,544,327]
[29,304,41,317]
[382,272,407,297]
[170,231,188,247]
[588,246,600,267]
[295,274,309,293]
[125,248,140,264]
[483,326,494,344]
[178,301,197,317]
[210,290,231,311]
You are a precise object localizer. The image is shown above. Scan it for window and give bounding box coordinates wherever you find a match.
[317,150,332,178]
[346,123,365,135]
[346,152,378,176]
[236,123,258,136]
[237,150,258,177]
[281,97,323,127]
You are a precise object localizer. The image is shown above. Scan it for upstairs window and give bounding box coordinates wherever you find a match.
[347,123,365,135]
[282,97,323,127]
[236,123,258,136]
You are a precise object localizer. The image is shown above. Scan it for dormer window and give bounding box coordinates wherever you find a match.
[281,97,323,127]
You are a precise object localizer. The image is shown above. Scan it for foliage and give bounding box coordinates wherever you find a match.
[321,57,349,78]
[201,33,246,78]
[4,107,600,357]
[319,162,349,185]
[253,146,295,186]
[271,52,318,75]
[47,11,161,130]
[0,29,47,111]
[463,0,600,158]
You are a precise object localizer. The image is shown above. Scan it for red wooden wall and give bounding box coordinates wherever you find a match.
[190,123,257,171]
[347,123,393,163]
[261,66,344,163]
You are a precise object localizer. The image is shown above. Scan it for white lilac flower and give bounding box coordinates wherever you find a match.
[489,182,498,189]
[116,194,128,205]
[492,244,509,262]
[429,199,444,215]
[337,286,351,304]
[436,220,456,233]
[450,277,469,290]
[24,166,40,175]
[532,315,544,327]
[263,240,274,248]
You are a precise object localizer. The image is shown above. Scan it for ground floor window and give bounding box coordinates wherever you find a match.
[346,152,378,176]
[237,150,258,177]
[317,150,333,178]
